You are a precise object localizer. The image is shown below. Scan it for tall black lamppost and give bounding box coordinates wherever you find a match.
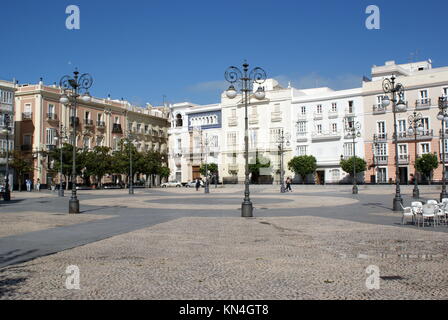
[225,61,267,217]
[54,124,68,197]
[372,134,379,184]
[277,129,290,193]
[204,132,210,194]
[407,111,424,198]
[344,116,361,194]
[437,96,448,201]
[1,113,11,201]
[125,130,134,195]
[381,75,407,211]
[59,70,93,214]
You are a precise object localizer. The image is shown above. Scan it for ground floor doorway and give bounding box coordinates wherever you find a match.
[399,167,408,184]
[316,170,325,185]
[192,166,201,180]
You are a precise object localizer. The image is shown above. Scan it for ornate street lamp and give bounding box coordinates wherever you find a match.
[407,111,424,198]
[54,124,68,197]
[1,113,11,201]
[381,75,407,211]
[224,61,267,217]
[277,129,290,193]
[372,134,379,184]
[204,132,210,194]
[59,69,93,213]
[437,96,448,201]
[344,116,361,194]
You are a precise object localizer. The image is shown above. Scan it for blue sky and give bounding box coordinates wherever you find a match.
[1,0,447,106]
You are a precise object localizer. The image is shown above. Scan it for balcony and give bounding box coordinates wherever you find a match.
[249,115,258,124]
[374,155,388,165]
[46,144,57,151]
[296,132,308,142]
[228,117,238,127]
[397,129,433,141]
[416,98,432,109]
[313,112,323,120]
[328,110,338,119]
[22,112,32,120]
[84,119,94,127]
[112,123,123,134]
[373,133,387,142]
[297,113,307,120]
[70,117,80,127]
[271,111,282,122]
[46,113,57,121]
[345,109,355,116]
[398,154,410,165]
[372,105,386,114]
[97,121,106,128]
[311,131,342,141]
[228,164,239,172]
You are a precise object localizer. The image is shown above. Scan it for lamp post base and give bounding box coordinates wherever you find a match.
[440,190,448,202]
[129,188,134,195]
[280,184,285,193]
[352,185,358,194]
[393,196,403,212]
[241,201,253,217]
[205,185,210,194]
[69,198,80,214]
[58,188,64,197]
[412,187,419,199]
[3,190,10,201]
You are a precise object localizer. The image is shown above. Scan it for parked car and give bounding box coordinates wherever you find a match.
[185,180,204,188]
[160,181,182,188]
[103,183,123,189]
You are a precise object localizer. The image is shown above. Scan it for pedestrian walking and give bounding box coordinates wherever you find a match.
[286,177,292,192]
[195,178,201,191]
[36,178,41,192]
[26,179,31,192]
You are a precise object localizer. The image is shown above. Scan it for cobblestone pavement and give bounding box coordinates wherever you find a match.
[1,216,447,300]
[0,185,447,299]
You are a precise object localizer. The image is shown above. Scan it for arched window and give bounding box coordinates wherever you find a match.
[176,114,183,127]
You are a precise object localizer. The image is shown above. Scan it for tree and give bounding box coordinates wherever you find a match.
[248,154,271,183]
[9,150,33,191]
[200,163,218,176]
[158,166,170,180]
[138,150,164,187]
[111,140,139,187]
[48,143,83,190]
[415,153,439,184]
[288,155,317,184]
[340,156,367,178]
[83,146,112,188]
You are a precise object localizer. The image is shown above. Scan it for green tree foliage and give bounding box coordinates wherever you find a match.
[249,155,271,183]
[288,155,317,183]
[9,150,33,191]
[199,163,218,176]
[339,156,367,176]
[415,153,439,183]
[158,166,170,179]
[48,143,83,189]
[83,146,112,188]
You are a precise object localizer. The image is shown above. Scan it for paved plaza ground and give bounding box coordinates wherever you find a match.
[0,184,447,299]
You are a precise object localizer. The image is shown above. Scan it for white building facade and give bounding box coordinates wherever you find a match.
[291,87,365,184]
[168,102,222,183]
[0,80,16,189]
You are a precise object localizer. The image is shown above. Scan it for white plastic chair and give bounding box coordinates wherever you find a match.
[411,202,423,226]
[400,203,414,225]
[422,204,436,227]
[427,200,440,226]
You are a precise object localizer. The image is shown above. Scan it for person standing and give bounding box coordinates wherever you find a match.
[26,179,31,192]
[195,178,201,191]
[286,177,292,192]
[36,178,41,192]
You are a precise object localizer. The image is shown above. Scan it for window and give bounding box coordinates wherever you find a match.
[0,139,13,152]
[397,120,406,134]
[301,106,306,115]
[231,108,236,118]
[421,117,429,133]
[316,105,322,114]
[316,124,322,134]
[48,104,55,115]
[376,96,385,107]
[227,132,237,147]
[85,111,90,120]
[348,101,354,113]
[331,103,337,112]
[331,169,340,180]
[114,117,120,124]
[83,137,90,149]
[420,143,430,155]
[377,168,387,183]
[377,121,386,137]
[398,144,408,157]
[297,145,307,156]
[175,114,183,127]
[297,121,307,134]
[444,87,448,97]
[419,90,429,103]
[46,128,56,145]
[374,143,387,156]
[344,143,354,157]
[331,123,338,133]
[270,128,282,144]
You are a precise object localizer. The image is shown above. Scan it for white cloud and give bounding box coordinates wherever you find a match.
[274,73,362,91]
